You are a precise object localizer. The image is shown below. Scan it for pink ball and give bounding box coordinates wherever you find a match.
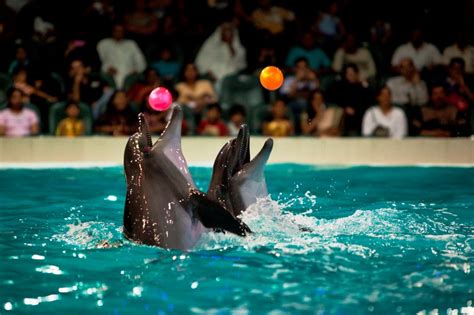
[148,87,172,111]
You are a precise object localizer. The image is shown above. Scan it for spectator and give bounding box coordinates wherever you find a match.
[195,22,247,83]
[151,46,181,83]
[301,90,343,137]
[95,90,137,136]
[175,63,217,112]
[142,100,169,135]
[370,18,392,46]
[97,23,147,88]
[369,17,395,75]
[262,99,294,137]
[64,37,101,72]
[127,67,161,105]
[250,0,295,36]
[8,45,29,75]
[280,57,319,121]
[227,104,247,136]
[333,33,377,81]
[445,58,473,112]
[124,0,158,41]
[386,58,429,106]
[286,32,331,72]
[67,59,108,106]
[362,86,408,138]
[313,1,345,42]
[255,43,277,72]
[391,28,442,71]
[55,102,85,137]
[0,88,39,137]
[197,103,229,136]
[443,32,474,75]
[327,63,372,136]
[420,84,467,137]
[12,67,58,104]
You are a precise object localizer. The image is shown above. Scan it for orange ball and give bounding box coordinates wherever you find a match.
[259,66,284,91]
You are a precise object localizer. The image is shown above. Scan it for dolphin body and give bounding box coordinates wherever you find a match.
[123,106,250,250]
[207,125,274,217]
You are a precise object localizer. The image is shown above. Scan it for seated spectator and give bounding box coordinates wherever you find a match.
[124,0,158,40]
[362,86,408,138]
[127,67,161,105]
[97,23,147,88]
[64,37,101,72]
[369,17,395,75]
[312,1,345,47]
[12,67,58,104]
[227,104,247,136]
[197,103,229,136]
[391,28,442,71]
[286,32,331,72]
[420,84,467,137]
[443,32,474,75]
[55,102,85,137]
[301,90,343,137]
[0,88,39,137]
[386,58,429,106]
[195,22,247,83]
[280,57,319,120]
[67,59,108,106]
[175,63,217,112]
[151,46,181,83]
[327,63,372,136]
[8,45,30,75]
[333,33,377,81]
[262,99,294,137]
[250,0,295,36]
[95,90,137,136]
[445,58,473,112]
[255,43,277,72]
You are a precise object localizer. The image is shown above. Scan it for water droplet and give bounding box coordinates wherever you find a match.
[191,282,198,289]
[4,302,13,311]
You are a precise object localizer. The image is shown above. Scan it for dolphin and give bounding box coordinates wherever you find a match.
[123,106,250,250]
[207,125,273,217]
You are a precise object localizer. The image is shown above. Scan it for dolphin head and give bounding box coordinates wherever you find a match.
[208,124,273,216]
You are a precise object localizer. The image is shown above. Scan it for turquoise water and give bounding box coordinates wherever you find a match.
[1,164,473,314]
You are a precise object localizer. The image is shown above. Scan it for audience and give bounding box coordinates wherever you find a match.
[333,33,377,81]
[142,100,169,135]
[195,22,247,83]
[0,88,40,137]
[55,102,85,137]
[327,63,372,136]
[67,59,108,106]
[95,90,137,136]
[151,46,181,83]
[362,86,408,138]
[445,58,473,112]
[127,67,161,105]
[175,63,217,112]
[420,84,466,137]
[301,90,343,137]
[285,32,331,72]
[8,45,30,75]
[386,58,428,106]
[250,0,295,36]
[97,23,147,88]
[262,99,294,137]
[391,28,442,71]
[124,0,158,42]
[312,1,345,52]
[197,103,229,136]
[227,104,247,136]
[442,32,474,75]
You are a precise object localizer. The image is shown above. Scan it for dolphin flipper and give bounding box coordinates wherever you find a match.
[189,190,252,236]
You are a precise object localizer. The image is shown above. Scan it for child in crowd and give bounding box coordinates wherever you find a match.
[197,103,229,136]
[262,99,294,137]
[56,102,85,137]
[227,104,247,136]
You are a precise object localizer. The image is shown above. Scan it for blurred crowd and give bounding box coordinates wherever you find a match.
[0,0,473,138]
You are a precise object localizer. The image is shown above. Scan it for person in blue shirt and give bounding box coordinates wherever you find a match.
[286,32,331,72]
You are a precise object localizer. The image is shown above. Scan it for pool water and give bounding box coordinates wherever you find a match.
[1,164,473,314]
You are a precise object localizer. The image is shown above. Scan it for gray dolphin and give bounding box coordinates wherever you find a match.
[123,106,250,250]
[208,125,274,217]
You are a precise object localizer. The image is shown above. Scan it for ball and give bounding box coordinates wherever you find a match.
[260,66,284,91]
[148,87,172,111]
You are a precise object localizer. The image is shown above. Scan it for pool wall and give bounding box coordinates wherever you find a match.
[1,137,474,166]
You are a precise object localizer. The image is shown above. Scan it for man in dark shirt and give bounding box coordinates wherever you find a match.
[66,59,107,106]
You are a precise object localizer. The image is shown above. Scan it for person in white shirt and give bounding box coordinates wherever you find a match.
[195,22,247,84]
[333,33,376,81]
[97,23,147,88]
[362,86,408,138]
[386,58,428,106]
[443,32,474,74]
[391,29,441,71]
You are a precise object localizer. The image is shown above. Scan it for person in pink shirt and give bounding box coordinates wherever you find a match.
[0,88,40,137]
